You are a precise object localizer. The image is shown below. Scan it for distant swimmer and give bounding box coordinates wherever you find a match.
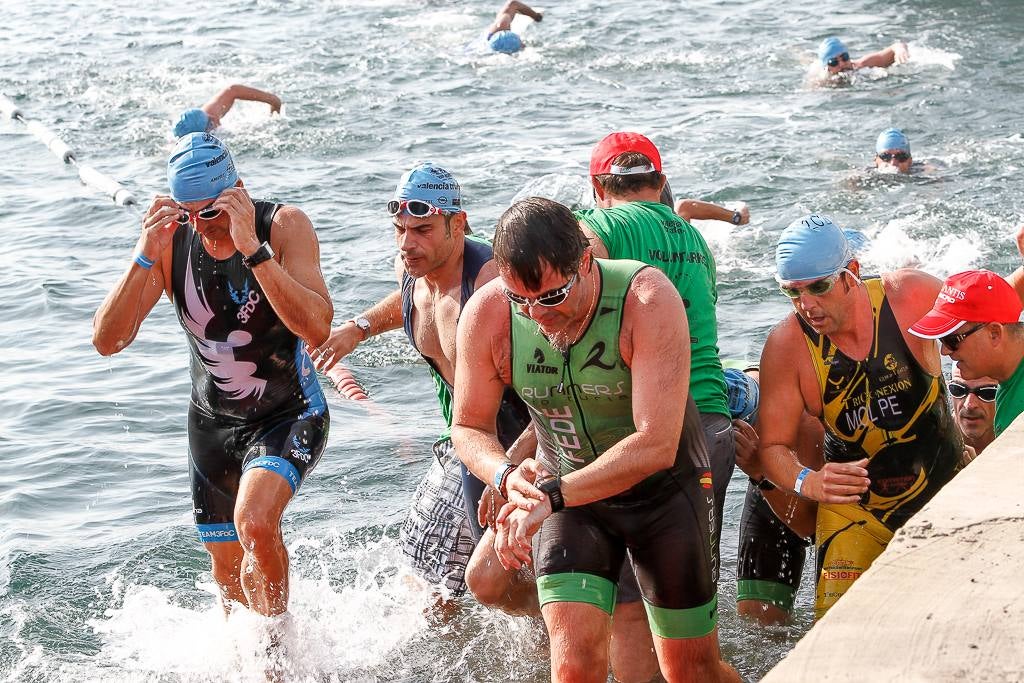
[485,1,542,54]
[93,134,333,630]
[311,163,533,608]
[873,128,917,174]
[817,35,909,79]
[452,197,740,682]
[173,84,282,138]
[755,214,962,618]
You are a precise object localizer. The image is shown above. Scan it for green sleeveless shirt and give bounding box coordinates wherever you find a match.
[575,201,728,418]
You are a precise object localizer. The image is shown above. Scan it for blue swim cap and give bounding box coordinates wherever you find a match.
[724,368,760,423]
[818,37,848,65]
[173,108,211,138]
[488,30,523,54]
[167,133,238,203]
[875,128,911,154]
[843,228,870,254]
[393,162,462,212]
[775,214,852,283]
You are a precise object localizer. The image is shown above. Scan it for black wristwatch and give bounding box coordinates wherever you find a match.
[537,477,565,513]
[242,241,275,269]
[730,210,743,226]
[749,476,776,492]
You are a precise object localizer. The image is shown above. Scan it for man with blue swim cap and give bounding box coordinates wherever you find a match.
[94,132,333,639]
[874,127,913,174]
[172,83,282,137]
[751,212,963,618]
[311,162,536,611]
[485,1,542,54]
[817,35,910,77]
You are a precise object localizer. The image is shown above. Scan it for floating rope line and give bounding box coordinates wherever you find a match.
[1,92,137,207]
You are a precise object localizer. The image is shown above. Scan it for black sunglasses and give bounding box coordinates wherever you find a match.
[878,151,911,163]
[939,324,985,352]
[826,52,850,68]
[948,381,997,403]
[504,272,578,308]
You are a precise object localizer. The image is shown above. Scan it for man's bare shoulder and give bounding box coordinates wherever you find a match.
[627,264,678,305]
[881,268,942,310]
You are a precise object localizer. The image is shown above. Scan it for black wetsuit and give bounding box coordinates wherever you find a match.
[171,200,329,543]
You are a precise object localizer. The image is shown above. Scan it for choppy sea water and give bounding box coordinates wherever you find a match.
[2,0,1023,680]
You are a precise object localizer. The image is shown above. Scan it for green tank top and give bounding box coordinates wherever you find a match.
[575,201,728,417]
[510,259,645,475]
[995,356,1024,436]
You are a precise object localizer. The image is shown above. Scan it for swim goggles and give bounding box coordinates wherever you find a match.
[947,381,997,403]
[826,52,850,68]
[175,205,223,224]
[877,151,911,163]
[387,199,455,218]
[504,272,578,308]
[779,268,855,299]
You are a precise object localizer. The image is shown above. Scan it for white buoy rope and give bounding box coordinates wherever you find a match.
[1,92,137,207]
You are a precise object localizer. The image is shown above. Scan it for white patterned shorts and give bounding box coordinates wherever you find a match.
[399,438,475,597]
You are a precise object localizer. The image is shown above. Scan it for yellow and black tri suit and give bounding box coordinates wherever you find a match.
[797,276,961,617]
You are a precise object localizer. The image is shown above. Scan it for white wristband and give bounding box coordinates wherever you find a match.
[794,467,812,496]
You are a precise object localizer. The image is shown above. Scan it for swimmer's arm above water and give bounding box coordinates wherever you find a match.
[92,196,177,356]
[854,41,910,69]
[674,199,749,225]
[202,84,281,127]
[1007,225,1024,306]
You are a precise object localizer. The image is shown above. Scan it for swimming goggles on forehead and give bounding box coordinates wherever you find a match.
[826,52,850,68]
[779,268,854,299]
[504,272,578,308]
[387,199,454,218]
[947,381,997,403]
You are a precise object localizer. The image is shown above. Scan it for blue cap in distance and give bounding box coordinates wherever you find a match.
[775,214,853,283]
[488,30,524,54]
[393,162,462,212]
[876,128,911,154]
[167,132,238,203]
[173,108,211,138]
[818,37,849,65]
[724,368,760,423]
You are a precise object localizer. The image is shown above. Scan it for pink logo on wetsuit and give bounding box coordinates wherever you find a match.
[180,244,268,400]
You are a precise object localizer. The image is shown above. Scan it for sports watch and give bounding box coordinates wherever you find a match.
[242,241,275,269]
[537,477,565,513]
[349,317,372,340]
[730,210,743,226]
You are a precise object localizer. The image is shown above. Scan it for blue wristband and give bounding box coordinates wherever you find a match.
[133,252,155,270]
[493,462,514,490]
[794,467,812,496]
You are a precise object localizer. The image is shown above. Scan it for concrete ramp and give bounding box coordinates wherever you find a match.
[763,414,1024,683]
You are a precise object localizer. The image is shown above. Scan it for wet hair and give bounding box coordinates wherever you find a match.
[494,197,588,291]
[592,152,665,197]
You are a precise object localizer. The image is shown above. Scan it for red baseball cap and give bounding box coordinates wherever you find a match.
[589,132,662,176]
[909,270,1024,339]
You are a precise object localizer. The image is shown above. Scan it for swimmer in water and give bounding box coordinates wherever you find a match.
[817,36,910,81]
[485,1,542,54]
[173,84,282,138]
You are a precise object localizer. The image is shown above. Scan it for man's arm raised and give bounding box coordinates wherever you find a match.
[92,196,178,356]
[559,267,689,507]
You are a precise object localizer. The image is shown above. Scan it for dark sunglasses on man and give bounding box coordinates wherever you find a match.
[939,324,986,352]
[827,52,850,68]
[878,151,911,163]
[947,381,997,403]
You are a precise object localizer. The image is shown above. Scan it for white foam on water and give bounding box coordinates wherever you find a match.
[511,173,593,210]
[858,214,986,277]
[81,536,434,682]
[907,43,960,71]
